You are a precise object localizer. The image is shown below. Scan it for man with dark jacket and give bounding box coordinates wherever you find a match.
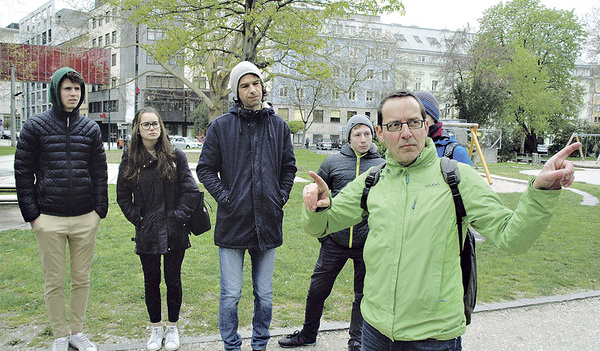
[279,115,384,351]
[414,91,471,165]
[14,67,108,351]
[196,61,297,351]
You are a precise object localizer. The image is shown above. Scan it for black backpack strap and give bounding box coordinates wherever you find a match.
[440,157,466,250]
[360,162,386,212]
[443,142,460,159]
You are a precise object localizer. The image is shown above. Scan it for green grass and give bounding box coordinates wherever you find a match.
[1,147,599,346]
[0,145,16,157]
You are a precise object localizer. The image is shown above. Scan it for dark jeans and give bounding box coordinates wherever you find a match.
[139,250,186,323]
[362,321,462,351]
[301,237,365,347]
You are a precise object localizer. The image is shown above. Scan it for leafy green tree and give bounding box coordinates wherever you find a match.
[476,0,586,153]
[287,120,304,134]
[111,0,403,120]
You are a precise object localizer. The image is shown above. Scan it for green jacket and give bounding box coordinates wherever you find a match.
[302,139,560,341]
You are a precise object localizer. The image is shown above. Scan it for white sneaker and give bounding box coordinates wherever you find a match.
[52,336,69,351]
[147,326,164,351]
[164,325,180,351]
[69,333,98,351]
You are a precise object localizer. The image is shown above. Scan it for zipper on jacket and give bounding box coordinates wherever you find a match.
[406,197,417,235]
[66,116,74,215]
[349,148,367,249]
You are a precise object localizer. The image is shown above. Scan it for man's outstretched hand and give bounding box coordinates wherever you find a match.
[533,142,581,190]
[303,171,330,212]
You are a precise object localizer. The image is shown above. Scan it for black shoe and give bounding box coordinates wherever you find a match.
[278,330,316,348]
[348,340,362,351]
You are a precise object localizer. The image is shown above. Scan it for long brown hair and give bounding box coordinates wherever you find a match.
[123,107,176,182]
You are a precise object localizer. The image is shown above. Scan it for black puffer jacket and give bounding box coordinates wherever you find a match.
[317,143,384,248]
[117,148,200,254]
[14,68,108,222]
[196,104,297,251]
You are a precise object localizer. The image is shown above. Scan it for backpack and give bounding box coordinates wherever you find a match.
[360,158,477,325]
[443,141,460,159]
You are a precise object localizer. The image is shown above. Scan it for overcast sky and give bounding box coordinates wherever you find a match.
[1,0,598,32]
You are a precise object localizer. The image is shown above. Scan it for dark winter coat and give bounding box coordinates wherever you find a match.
[317,143,384,248]
[117,148,200,255]
[196,103,297,251]
[14,68,108,223]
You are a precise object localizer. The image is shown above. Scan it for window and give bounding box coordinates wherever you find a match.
[89,102,102,113]
[42,31,47,45]
[330,110,341,123]
[313,109,323,123]
[47,29,51,43]
[313,134,323,143]
[278,108,289,121]
[366,91,375,102]
[112,31,117,43]
[105,33,110,45]
[427,37,440,45]
[111,54,117,66]
[349,66,358,77]
[103,100,118,112]
[92,38,96,47]
[418,55,426,62]
[415,82,421,90]
[146,54,158,64]
[332,91,340,100]
[98,36,103,47]
[347,111,357,120]
[296,87,303,99]
[98,18,103,26]
[431,80,438,91]
[105,11,110,23]
[147,29,164,41]
[366,69,374,79]
[382,70,390,82]
[92,19,96,29]
[349,91,357,101]
[279,86,288,98]
[413,36,422,43]
[350,47,359,57]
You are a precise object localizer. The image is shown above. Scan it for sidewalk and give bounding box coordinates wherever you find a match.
[42,291,600,350]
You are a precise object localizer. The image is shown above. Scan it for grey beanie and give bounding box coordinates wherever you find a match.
[229,61,263,100]
[414,91,440,123]
[345,114,374,142]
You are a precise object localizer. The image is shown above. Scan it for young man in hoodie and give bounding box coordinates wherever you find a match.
[414,91,471,165]
[15,67,108,351]
[279,115,384,351]
[196,61,297,351]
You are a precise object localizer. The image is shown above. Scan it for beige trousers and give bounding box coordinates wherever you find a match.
[33,211,100,338]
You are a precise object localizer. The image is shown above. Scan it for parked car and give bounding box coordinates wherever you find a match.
[1,130,19,140]
[316,139,333,150]
[171,136,203,149]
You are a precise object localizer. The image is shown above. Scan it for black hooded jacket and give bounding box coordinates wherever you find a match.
[117,148,200,254]
[14,67,108,222]
[317,143,384,248]
[196,104,297,251]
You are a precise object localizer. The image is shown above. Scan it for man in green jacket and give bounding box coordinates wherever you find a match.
[301,91,579,351]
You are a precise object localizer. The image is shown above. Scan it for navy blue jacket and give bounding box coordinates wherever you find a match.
[197,104,297,251]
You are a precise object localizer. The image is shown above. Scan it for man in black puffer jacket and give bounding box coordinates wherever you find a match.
[279,115,384,351]
[14,67,107,351]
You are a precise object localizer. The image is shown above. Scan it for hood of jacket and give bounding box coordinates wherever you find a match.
[49,67,85,112]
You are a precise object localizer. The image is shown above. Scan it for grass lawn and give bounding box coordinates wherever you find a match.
[0,147,599,347]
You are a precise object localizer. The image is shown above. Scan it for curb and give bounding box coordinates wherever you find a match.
[87,291,600,351]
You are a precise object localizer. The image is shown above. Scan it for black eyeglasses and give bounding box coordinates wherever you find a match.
[381,120,424,132]
[140,121,160,130]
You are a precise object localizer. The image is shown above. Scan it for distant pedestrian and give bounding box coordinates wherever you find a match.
[197,61,297,351]
[14,67,108,351]
[306,137,310,149]
[117,107,200,351]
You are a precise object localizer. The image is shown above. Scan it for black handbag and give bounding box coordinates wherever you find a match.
[188,192,211,236]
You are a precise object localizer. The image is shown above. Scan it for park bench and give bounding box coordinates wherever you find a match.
[515,153,532,164]
[0,186,18,205]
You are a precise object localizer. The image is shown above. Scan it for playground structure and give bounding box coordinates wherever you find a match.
[566,133,600,165]
[444,122,493,184]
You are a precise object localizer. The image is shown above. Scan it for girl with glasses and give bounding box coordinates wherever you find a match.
[117,107,200,351]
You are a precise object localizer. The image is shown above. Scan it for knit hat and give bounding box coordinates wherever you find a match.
[345,114,374,142]
[414,91,440,123]
[229,61,263,101]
